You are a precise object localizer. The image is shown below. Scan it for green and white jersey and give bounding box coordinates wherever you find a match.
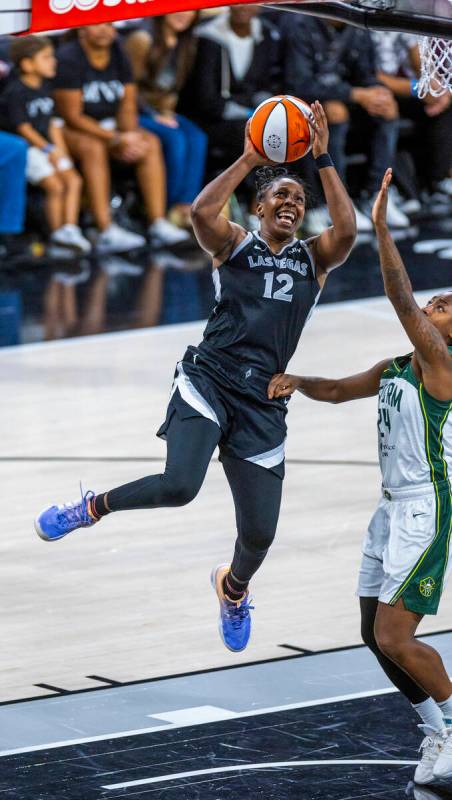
[378,348,452,490]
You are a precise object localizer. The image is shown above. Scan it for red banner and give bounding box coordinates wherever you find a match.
[28,0,250,33]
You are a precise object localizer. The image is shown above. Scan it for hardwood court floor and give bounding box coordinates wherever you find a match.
[1,289,451,703]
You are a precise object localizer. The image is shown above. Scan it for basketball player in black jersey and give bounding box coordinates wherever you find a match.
[35,101,357,653]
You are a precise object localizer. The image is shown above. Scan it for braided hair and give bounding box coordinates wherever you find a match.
[255,166,306,203]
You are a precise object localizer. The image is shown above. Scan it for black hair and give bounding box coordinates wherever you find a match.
[10,35,53,70]
[255,166,307,203]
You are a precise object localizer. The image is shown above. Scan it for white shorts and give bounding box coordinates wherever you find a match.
[26,147,73,185]
[357,480,452,615]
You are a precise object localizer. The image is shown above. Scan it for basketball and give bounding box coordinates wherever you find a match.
[249,95,315,163]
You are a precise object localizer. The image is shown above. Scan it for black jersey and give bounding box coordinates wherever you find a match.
[198,230,321,375]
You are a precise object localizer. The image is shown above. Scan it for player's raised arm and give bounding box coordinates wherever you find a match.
[372,169,452,398]
[191,123,267,267]
[268,359,391,402]
[306,101,357,284]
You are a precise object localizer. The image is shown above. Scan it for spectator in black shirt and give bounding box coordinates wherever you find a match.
[181,6,282,173]
[54,24,190,253]
[372,30,452,206]
[3,36,91,253]
[284,16,409,230]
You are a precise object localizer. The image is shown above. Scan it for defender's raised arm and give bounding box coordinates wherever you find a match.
[371,168,452,401]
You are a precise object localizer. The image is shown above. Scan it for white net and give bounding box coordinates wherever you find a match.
[417,35,452,98]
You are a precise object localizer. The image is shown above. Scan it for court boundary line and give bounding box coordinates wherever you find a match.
[0,685,400,758]
[102,758,418,790]
[1,632,451,709]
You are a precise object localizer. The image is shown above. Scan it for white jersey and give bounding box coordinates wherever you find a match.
[378,352,452,490]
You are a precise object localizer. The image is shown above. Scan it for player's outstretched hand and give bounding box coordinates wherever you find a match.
[243,120,272,167]
[371,167,392,228]
[309,101,329,159]
[268,373,301,399]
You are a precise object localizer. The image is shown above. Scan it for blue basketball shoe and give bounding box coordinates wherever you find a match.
[34,486,98,541]
[211,564,254,652]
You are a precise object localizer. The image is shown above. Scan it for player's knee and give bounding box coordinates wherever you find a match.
[166,477,200,507]
[242,525,276,554]
[374,626,404,661]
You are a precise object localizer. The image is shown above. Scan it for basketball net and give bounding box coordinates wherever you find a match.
[417,34,452,98]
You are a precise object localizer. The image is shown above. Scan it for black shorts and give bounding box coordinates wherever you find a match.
[157,347,288,479]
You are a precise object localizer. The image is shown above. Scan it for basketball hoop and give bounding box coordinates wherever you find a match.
[417,34,452,98]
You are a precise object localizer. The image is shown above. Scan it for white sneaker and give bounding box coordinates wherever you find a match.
[352,203,373,232]
[433,726,452,780]
[96,223,146,254]
[385,189,410,228]
[436,177,452,197]
[358,189,409,229]
[415,725,446,785]
[51,224,92,254]
[303,205,331,236]
[99,255,143,277]
[400,198,422,215]
[149,218,190,246]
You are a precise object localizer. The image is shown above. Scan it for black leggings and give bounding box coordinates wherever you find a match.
[360,596,428,705]
[106,413,283,582]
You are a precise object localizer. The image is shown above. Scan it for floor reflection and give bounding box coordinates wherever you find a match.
[0,214,451,347]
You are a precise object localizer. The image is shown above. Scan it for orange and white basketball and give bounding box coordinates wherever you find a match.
[250,95,315,163]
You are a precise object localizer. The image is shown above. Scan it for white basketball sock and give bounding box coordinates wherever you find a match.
[413,697,447,732]
[438,696,452,726]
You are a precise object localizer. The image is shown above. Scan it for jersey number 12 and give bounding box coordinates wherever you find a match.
[263,272,293,303]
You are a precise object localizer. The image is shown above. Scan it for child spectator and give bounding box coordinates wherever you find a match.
[125,12,207,230]
[54,24,190,252]
[2,36,91,253]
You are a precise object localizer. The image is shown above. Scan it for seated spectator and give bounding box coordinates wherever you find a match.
[372,30,452,206]
[54,23,190,252]
[283,16,409,230]
[181,6,282,173]
[0,36,91,254]
[124,12,207,230]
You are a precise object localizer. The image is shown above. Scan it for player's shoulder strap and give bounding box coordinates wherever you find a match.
[227,230,254,262]
[382,352,413,379]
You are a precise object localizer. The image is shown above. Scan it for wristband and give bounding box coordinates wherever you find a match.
[410,79,418,97]
[41,143,55,154]
[315,153,334,170]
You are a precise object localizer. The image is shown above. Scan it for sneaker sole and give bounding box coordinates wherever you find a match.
[210,565,250,653]
[414,770,436,785]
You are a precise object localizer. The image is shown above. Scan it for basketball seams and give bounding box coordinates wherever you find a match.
[250,94,313,163]
[282,101,288,163]
[286,96,315,151]
[250,100,279,159]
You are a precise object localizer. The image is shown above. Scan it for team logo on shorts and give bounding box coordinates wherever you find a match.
[419,577,436,598]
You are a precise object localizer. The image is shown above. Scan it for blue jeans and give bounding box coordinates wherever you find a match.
[139,112,207,207]
[0,132,27,234]
[328,115,399,195]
